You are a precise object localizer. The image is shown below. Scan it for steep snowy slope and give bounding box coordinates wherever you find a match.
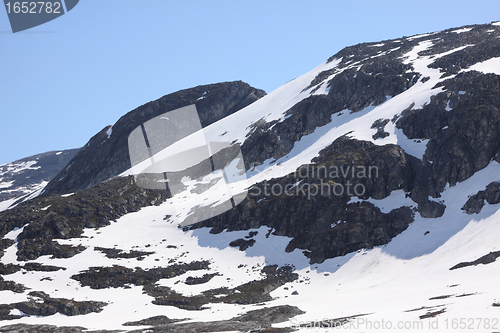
[1,22,500,333]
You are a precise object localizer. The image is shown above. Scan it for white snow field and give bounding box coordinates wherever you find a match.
[2,25,500,332]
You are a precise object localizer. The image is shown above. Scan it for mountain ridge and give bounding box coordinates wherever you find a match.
[1,21,500,332]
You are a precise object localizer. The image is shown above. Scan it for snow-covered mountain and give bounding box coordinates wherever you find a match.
[2,22,500,332]
[0,149,79,212]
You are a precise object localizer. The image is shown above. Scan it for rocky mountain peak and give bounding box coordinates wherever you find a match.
[42,81,266,196]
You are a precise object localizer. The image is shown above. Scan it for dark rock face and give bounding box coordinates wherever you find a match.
[184,273,219,285]
[371,119,390,140]
[0,149,79,202]
[239,23,500,224]
[0,276,26,293]
[450,250,500,270]
[0,263,65,275]
[121,305,302,332]
[93,246,155,259]
[229,238,256,251]
[241,24,500,169]
[0,176,168,261]
[0,291,106,321]
[42,82,265,196]
[70,261,210,289]
[0,325,92,333]
[462,181,500,214]
[189,137,416,264]
[0,239,13,260]
[123,315,185,326]
[144,265,297,310]
[241,58,418,169]
[397,72,500,194]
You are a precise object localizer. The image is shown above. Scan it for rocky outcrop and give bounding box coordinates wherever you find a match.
[42,82,265,196]
[397,72,500,194]
[125,305,302,332]
[0,325,94,333]
[0,176,168,261]
[70,261,210,289]
[0,239,13,260]
[189,137,416,264]
[242,55,419,169]
[450,250,500,270]
[93,246,155,259]
[0,276,26,293]
[241,23,500,171]
[0,291,106,321]
[123,305,303,333]
[144,265,297,310]
[461,181,500,214]
[0,263,65,275]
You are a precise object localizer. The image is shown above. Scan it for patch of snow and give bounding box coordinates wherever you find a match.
[406,32,436,41]
[0,160,40,176]
[56,151,63,155]
[0,197,18,212]
[106,126,113,139]
[41,205,51,211]
[0,180,15,189]
[452,27,473,34]
[61,193,75,198]
[461,56,500,75]
[4,225,25,241]
[9,309,24,316]
[445,100,453,111]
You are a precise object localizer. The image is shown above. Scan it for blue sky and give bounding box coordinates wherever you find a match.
[1,0,499,165]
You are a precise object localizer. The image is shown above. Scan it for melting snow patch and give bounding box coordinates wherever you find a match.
[56,151,63,155]
[106,126,113,139]
[61,193,75,198]
[41,205,52,211]
[0,180,14,189]
[461,56,500,76]
[406,32,436,41]
[445,100,453,111]
[9,309,24,316]
[452,27,473,34]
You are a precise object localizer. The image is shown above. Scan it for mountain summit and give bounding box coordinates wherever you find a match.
[42,81,266,196]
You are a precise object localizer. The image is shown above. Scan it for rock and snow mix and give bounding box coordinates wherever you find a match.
[2,23,500,332]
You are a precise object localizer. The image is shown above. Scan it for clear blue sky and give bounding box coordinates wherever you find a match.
[1,0,499,165]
